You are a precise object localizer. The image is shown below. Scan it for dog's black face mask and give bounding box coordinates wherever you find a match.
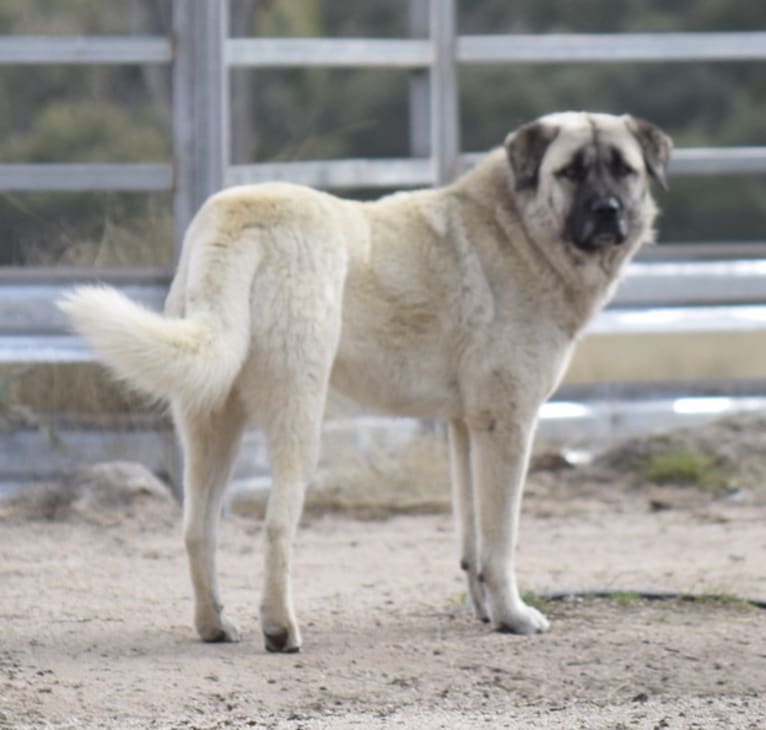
[558,146,632,252]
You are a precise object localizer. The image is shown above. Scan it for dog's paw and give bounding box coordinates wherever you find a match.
[494,602,550,635]
[262,616,302,653]
[468,580,490,623]
[196,612,241,643]
[473,599,491,624]
[261,599,302,653]
[263,626,302,654]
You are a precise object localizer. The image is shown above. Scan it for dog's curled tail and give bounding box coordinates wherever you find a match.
[57,285,249,413]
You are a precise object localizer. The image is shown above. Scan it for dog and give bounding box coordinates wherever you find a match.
[58,111,672,652]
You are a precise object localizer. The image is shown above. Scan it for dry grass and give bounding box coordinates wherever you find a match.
[594,412,766,497]
[2,204,173,422]
[641,448,727,492]
[20,197,173,268]
[1,363,158,424]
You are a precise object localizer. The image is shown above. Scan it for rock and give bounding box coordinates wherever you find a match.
[0,461,177,524]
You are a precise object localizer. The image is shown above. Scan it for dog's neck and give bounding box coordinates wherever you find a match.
[452,149,643,336]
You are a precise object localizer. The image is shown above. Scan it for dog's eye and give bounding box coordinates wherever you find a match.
[612,161,635,178]
[610,153,636,179]
[557,163,584,181]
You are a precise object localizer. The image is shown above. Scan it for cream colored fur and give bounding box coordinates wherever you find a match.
[58,112,670,652]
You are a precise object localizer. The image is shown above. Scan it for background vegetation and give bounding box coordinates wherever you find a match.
[0,0,764,266]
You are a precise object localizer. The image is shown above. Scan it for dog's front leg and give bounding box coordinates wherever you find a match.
[449,419,489,622]
[467,412,549,635]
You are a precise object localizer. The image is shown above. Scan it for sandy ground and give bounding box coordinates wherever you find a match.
[1,427,766,729]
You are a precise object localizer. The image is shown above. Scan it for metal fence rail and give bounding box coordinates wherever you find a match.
[0,1,763,329]
[0,36,173,64]
[0,163,172,192]
[0,2,764,230]
[0,0,763,333]
[0,0,765,489]
[226,37,433,67]
[458,31,766,63]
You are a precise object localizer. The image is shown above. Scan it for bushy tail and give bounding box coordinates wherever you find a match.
[57,285,249,413]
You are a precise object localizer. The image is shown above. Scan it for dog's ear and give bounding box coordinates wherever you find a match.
[505,121,559,192]
[624,116,673,190]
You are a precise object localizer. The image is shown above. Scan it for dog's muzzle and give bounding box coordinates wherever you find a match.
[572,195,627,251]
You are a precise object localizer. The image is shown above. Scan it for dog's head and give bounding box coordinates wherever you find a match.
[505,112,672,254]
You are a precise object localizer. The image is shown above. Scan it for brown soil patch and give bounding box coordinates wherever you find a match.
[1,417,765,729]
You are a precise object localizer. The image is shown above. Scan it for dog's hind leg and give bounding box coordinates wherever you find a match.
[259,396,325,654]
[175,396,247,642]
[257,314,342,652]
[241,228,346,653]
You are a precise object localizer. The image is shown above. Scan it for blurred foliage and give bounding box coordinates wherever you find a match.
[458,0,766,33]
[0,0,765,266]
[2,99,168,163]
[0,191,173,266]
[231,0,408,38]
[246,68,410,161]
[0,0,171,35]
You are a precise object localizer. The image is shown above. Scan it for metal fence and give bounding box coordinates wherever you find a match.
[1,0,765,350]
[1,1,765,250]
[1,1,765,357]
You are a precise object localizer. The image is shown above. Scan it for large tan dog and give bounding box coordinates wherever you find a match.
[59,111,671,653]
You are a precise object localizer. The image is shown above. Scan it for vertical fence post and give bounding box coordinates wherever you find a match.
[172,0,229,259]
[169,0,229,499]
[408,0,431,160]
[429,0,460,185]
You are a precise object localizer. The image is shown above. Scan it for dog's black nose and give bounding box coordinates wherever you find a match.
[587,196,627,245]
[591,196,621,216]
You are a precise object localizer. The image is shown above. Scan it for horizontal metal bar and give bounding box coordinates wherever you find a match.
[459,32,766,64]
[0,335,92,363]
[614,260,766,307]
[2,262,763,333]
[637,242,766,262]
[460,148,766,177]
[0,163,173,191]
[2,261,765,333]
[0,149,761,195]
[2,31,765,68]
[0,36,173,65]
[226,37,432,68]
[670,147,766,176]
[0,426,173,481]
[590,305,766,335]
[0,283,167,335]
[0,266,172,284]
[229,158,434,189]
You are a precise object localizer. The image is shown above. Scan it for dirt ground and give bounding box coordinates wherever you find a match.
[1,418,766,729]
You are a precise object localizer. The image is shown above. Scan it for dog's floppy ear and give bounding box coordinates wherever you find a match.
[505,121,559,192]
[625,116,673,190]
